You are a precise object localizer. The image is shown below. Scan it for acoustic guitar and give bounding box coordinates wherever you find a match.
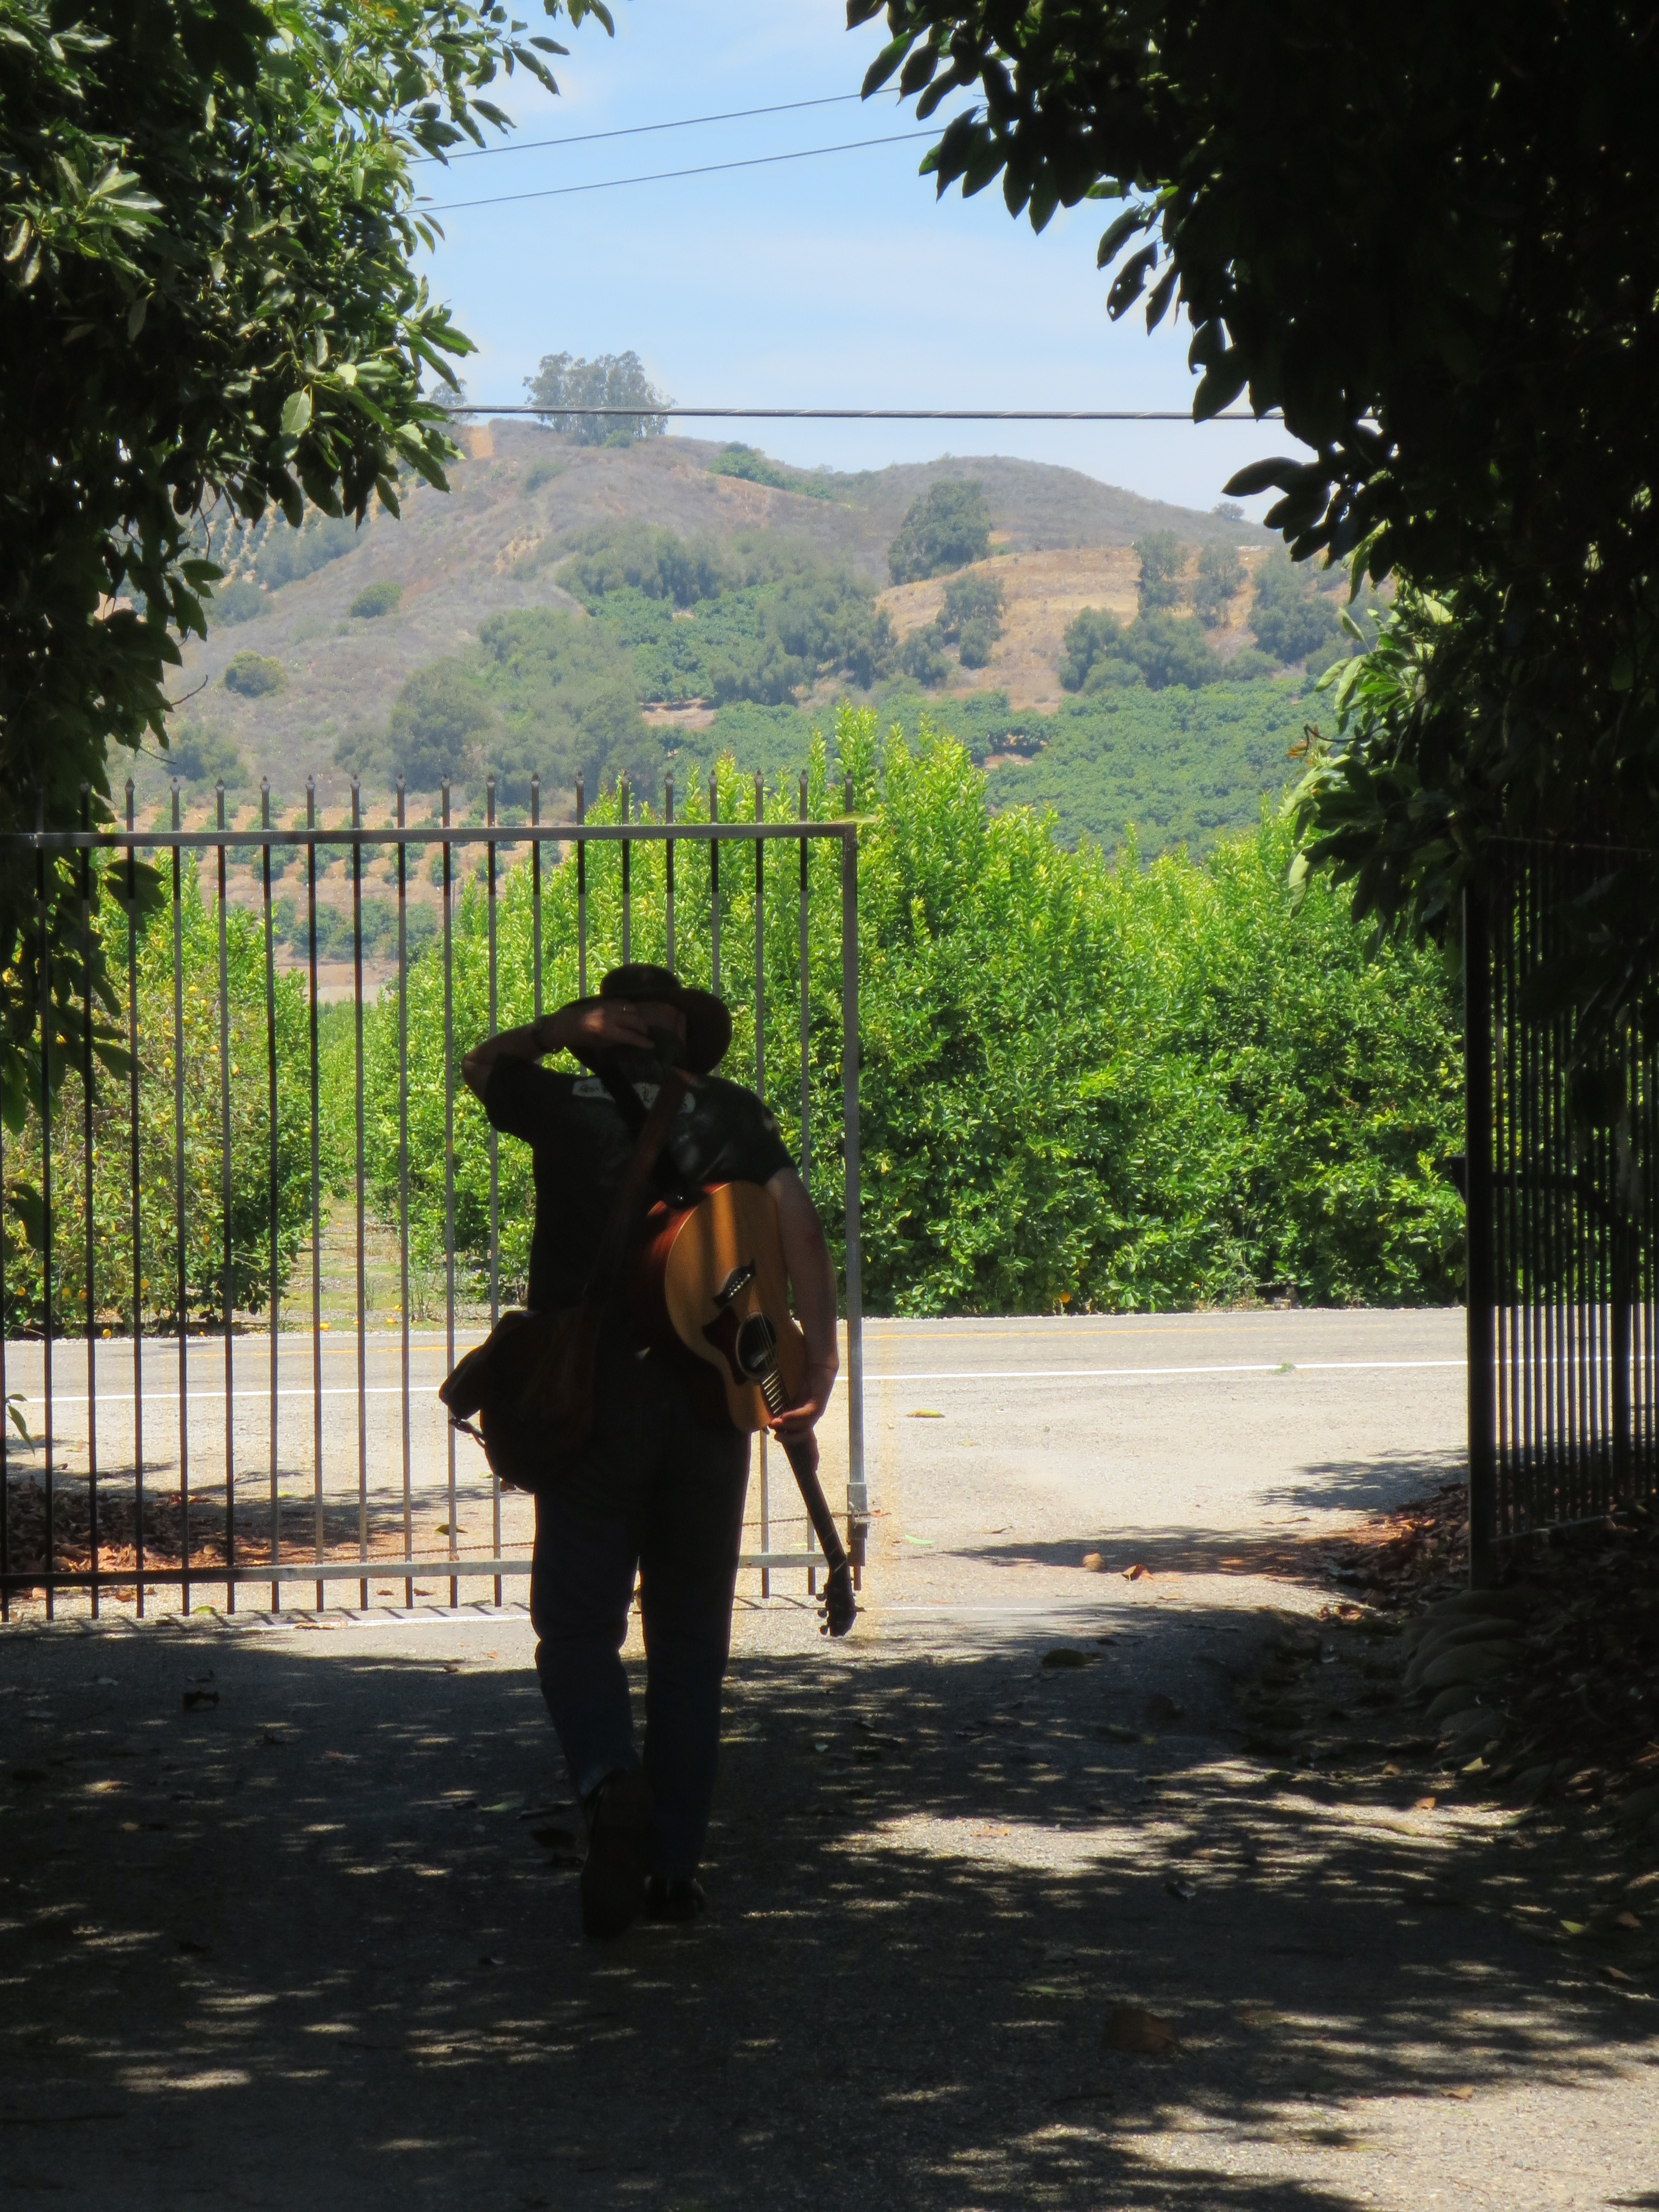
[634,1180,857,1637]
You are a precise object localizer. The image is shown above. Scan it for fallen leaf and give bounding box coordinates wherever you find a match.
[1413,1795,1438,1812]
[1103,2006,1178,2056]
[1165,1878,1197,1901]
[1123,1563,1150,1582]
[1082,1552,1105,1572]
[1599,1963,1635,1985]
[1613,1911,1642,1932]
[479,1955,506,1969]
[1560,1919,1588,1937]
[973,1825,1010,1839]
[906,1410,943,1420]
[1445,2085,1474,2101]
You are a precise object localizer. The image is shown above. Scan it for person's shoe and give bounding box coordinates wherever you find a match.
[580,1769,652,1940]
[643,1874,707,1924]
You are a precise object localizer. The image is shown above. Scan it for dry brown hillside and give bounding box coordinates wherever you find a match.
[164,420,1266,801]
[877,542,1272,711]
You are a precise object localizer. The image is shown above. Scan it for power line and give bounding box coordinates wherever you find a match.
[413,89,884,164]
[425,129,938,214]
[442,405,1288,422]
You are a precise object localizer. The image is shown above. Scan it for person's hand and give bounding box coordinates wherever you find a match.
[536,1000,656,1062]
[767,1357,838,1457]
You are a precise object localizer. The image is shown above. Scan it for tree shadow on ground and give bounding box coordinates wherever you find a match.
[0,1597,1652,2212]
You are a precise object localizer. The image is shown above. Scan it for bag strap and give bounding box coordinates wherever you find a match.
[582,1070,692,1315]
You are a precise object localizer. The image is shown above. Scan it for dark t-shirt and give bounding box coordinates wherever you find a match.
[482,1058,794,1313]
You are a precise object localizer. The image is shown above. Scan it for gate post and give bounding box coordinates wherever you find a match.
[1465,881,1498,1587]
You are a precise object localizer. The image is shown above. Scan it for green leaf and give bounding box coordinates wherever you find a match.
[1096,204,1150,268]
[279,387,313,437]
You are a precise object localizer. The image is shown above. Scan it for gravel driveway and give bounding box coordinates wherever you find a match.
[2,1309,1654,2210]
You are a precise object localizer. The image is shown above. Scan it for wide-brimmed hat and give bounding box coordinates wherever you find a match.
[577,963,731,1075]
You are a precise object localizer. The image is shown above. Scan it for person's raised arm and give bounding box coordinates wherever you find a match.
[460,1000,660,1101]
[767,1166,839,1461]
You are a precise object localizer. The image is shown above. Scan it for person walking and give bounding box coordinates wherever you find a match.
[460,964,840,1937]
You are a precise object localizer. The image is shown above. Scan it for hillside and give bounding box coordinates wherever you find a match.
[162,420,1271,802]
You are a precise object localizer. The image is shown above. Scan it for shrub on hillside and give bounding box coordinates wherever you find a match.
[939,572,1006,666]
[1193,542,1246,626]
[224,651,284,697]
[707,444,835,499]
[1133,530,1186,612]
[170,726,247,787]
[1060,607,1125,691]
[350,580,402,620]
[1249,550,1344,668]
[387,660,495,789]
[888,480,992,583]
[898,625,951,686]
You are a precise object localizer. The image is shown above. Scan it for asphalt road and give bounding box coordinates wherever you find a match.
[2,1308,1656,2210]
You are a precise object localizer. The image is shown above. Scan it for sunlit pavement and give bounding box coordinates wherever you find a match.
[2,1309,1655,2210]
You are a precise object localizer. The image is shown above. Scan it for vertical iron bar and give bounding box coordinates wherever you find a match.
[709,772,721,999]
[0,1055,6,1621]
[665,774,675,973]
[1465,882,1496,1587]
[754,772,767,1589]
[754,772,766,1101]
[799,770,811,1195]
[263,781,278,1611]
[353,780,369,1611]
[620,775,631,965]
[397,779,412,1606]
[131,781,145,1616]
[1502,866,1520,1528]
[800,771,814,1597]
[172,780,189,1617]
[307,777,323,1611]
[486,774,501,1604]
[80,785,99,1617]
[36,830,54,1620]
[443,780,457,1610]
[576,775,587,997]
[531,774,543,1022]
[216,783,235,1613]
[841,793,867,1574]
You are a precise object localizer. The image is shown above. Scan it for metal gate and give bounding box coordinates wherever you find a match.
[1465,842,1658,1582]
[0,769,867,1620]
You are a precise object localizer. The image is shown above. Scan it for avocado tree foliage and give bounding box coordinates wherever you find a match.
[0,0,608,1128]
[849,1,1659,1015]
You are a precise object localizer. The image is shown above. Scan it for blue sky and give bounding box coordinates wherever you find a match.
[415,0,1307,517]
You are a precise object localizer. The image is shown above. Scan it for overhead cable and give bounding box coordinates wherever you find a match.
[412,89,885,164]
[441,405,1288,423]
[425,129,939,213]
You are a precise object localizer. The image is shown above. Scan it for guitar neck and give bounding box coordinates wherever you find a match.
[776,1432,851,1577]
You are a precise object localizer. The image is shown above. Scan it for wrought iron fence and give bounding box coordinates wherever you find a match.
[1465,843,1658,1580]
[0,769,867,1619]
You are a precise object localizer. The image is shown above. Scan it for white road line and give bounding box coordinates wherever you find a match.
[863,1358,1467,1382]
[17,1355,1464,1410]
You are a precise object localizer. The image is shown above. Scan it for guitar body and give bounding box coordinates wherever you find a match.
[634,1180,856,1636]
[635,1181,808,1433]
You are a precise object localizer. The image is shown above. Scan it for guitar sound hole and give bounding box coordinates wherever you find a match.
[735,1314,777,1380]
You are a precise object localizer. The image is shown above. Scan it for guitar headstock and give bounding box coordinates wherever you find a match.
[818,1561,857,1639]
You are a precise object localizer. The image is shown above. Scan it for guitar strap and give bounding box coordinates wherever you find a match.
[583,1068,693,1319]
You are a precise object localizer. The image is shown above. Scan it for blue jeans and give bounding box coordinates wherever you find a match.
[529,1340,749,1881]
